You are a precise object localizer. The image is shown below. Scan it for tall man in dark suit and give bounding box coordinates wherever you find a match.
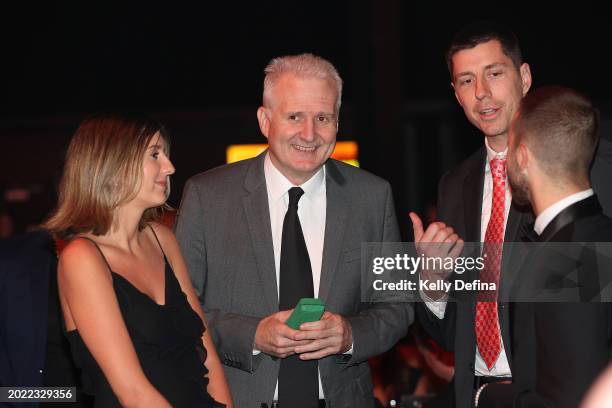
[477,86,612,407]
[175,53,413,408]
[413,22,533,408]
[414,22,612,408]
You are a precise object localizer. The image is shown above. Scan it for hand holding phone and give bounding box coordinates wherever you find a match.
[286,298,325,330]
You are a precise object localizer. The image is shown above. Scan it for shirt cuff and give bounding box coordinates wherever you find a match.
[420,289,448,319]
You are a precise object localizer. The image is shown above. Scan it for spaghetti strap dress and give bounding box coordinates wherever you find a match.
[65,230,223,407]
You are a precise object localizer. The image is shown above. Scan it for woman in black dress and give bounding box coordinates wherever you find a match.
[44,113,233,407]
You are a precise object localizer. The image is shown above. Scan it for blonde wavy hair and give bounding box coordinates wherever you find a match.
[44,113,170,239]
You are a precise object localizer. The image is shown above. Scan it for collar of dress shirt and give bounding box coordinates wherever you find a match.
[484,137,508,164]
[263,152,326,204]
[534,189,594,235]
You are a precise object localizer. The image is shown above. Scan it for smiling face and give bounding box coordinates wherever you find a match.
[257,73,338,185]
[451,40,532,146]
[134,132,175,209]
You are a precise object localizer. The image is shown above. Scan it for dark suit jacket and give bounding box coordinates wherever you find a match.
[591,138,612,218]
[0,230,85,408]
[417,139,612,408]
[0,231,54,390]
[175,152,413,408]
[416,147,532,408]
[480,195,612,408]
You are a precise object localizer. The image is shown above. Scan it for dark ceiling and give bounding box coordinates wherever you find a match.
[1,1,608,115]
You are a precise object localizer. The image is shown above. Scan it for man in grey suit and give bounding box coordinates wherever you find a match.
[175,53,413,408]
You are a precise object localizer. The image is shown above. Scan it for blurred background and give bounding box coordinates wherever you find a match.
[2,1,610,239]
[1,2,610,405]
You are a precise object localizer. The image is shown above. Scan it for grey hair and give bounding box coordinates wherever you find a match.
[262,53,343,112]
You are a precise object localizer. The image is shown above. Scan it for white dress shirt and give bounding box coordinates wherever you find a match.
[264,153,327,400]
[425,138,512,377]
[534,189,594,235]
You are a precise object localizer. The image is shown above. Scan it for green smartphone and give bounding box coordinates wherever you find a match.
[286,298,325,330]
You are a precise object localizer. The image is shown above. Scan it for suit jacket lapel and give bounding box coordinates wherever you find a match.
[539,195,602,242]
[318,161,349,302]
[242,152,279,313]
[463,149,485,243]
[500,203,531,297]
[460,150,484,319]
[499,189,532,371]
[504,203,530,242]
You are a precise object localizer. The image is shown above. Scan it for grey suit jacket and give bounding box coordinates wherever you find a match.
[175,151,413,408]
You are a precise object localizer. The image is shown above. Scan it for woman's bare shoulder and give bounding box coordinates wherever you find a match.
[59,237,111,278]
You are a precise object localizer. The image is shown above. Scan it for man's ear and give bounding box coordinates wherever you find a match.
[257,106,270,139]
[519,63,532,96]
[517,142,530,172]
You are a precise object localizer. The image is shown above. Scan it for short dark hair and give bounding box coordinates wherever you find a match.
[446,21,523,75]
[513,86,600,182]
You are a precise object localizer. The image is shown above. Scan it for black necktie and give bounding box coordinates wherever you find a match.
[278,187,319,407]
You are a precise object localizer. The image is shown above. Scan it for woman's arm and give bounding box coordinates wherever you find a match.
[152,224,234,408]
[59,239,171,408]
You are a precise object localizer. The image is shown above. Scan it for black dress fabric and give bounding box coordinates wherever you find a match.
[65,234,222,407]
